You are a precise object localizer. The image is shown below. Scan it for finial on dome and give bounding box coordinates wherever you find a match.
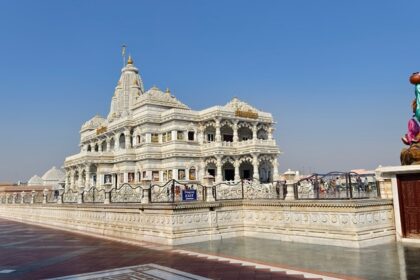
[127,55,133,65]
[166,88,171,93]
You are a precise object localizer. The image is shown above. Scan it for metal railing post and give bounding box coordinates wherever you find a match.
[171,180,175,202]
[348,173,353,199]
[241,180,245,199]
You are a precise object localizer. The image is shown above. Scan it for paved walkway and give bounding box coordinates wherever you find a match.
[0,219,344,280]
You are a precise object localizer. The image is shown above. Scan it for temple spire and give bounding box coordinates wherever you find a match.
[127,55,133,65]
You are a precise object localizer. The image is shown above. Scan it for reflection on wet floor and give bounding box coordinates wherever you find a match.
[178,237,420,280]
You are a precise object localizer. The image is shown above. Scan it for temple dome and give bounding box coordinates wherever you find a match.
[108,56,145,121]
[81,115,106,131]
[42,166,65,183]
[28,175,43,186]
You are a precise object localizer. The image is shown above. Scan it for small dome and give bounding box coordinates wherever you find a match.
[28,175,43,186]
[81,115,106,131]
[145,86,164,95]
[42,166,65,182]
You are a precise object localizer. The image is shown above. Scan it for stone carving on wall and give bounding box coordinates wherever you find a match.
[224,97,259,114]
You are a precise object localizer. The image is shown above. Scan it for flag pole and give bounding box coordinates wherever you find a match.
[122,44,127,66]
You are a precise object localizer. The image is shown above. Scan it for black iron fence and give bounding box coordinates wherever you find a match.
[294,172,380,200]
[0,173,383,206]
[150,180,206,203]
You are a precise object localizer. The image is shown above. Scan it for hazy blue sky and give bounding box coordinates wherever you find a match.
[0,1,417,182]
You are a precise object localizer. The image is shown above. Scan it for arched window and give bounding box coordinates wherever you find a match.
[119,134,125,149]
[87,145,92,152]
[94,144,99,152]
[189,167,196,180]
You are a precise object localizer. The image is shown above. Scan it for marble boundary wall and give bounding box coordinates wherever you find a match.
[0,200,395,248]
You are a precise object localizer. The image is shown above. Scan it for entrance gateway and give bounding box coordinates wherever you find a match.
[397,174,420,238]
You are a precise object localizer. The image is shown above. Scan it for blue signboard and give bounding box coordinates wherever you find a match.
[182,190,197,201]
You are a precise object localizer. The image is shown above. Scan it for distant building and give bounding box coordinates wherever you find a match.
[64,56,281,190]
[27,166,65,188]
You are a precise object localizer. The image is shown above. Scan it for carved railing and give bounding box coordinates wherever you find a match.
[150,179,205,203]
[47,191,58,203]
[0,193,6,204]
[214,181,243,201]
[63,189,79,203]
[0,174,381,206]
[34,191,44,203]
[83,186,105,203]
[111,183,143,203]
[213,180,285,201]
[23,192,32,203]
[294,172,380,200]
[243,180,283,200]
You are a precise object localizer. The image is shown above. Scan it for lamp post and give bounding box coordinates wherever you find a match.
[284,169,297,201]
[103,182,113,204]
[43,189,49,204]
[141,177,152,204]
[203,174,215,202]
[31,190,36,204]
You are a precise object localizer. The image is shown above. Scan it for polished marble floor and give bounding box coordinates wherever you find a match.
[0,219,331,280]
[180,237,420,280]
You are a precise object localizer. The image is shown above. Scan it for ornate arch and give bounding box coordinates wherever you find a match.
[205,157,217,166]
[237,121,253,129]
[239,155,253,164]
[221,156,235,166]
[258,155,275,165]
[220,119,233,128]
[257,123,269,131]
[203,121,216,129]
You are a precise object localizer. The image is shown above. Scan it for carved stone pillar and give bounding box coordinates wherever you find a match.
[20,191,25,204]
[65,172,69,190]
[268,127,274,140]
[233,121,238,142]
[234,158,240,181]
[141,178,152,204]
[98,141,103,152]
[85,168,91,188]
[42,189,48,204]
[272,157,279,181]
[57,189,63,204]
[215,119,221,142]
[284,170,297,200]
[252,123,258,141]
[106,138,111,152]
[104,183,113,204]
[31,190,36,204]
[199,160,206,183]
[78,185,84,204]
[198,125,204,145]
[216,156,223,183]
[78,168,83,189]
[125,130,131,149]
[115,134,120,151]
[252,154,260,182]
